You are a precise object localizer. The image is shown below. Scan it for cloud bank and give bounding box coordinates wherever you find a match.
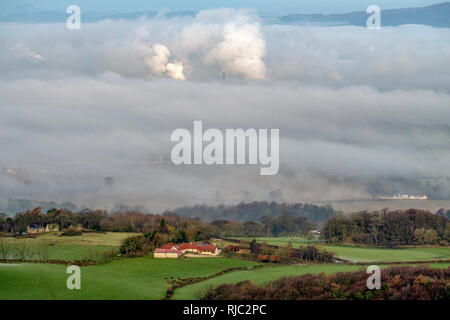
[1,8,450,88]
[1,8,450,211]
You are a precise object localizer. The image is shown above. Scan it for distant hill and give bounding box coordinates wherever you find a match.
[279,2,450,28]
[0,10,196,23]
[1,3,449,28]
[171,201,335,223]
[0,199,78,214]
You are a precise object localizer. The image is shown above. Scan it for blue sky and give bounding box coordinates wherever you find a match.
[0,0,444,16]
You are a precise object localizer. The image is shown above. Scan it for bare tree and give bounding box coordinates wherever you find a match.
[0,233,10,261]
[13,239,28,262]
[41,241,49,263]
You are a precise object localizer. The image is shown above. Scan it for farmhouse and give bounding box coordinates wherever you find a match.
[154,248,183,259]
[27,223,60,234]
[154,242,221,258]
[45,224,59,232]
[176,243,220,255]
[27,224,45,234]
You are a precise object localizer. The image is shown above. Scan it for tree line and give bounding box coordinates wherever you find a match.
[0,206,313,238]
[322,209,450,246]
[236,240,335,263]
[171,201,334,222]
[2,206,449,248]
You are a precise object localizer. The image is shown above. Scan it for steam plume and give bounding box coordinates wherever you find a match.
[205,22,266,79]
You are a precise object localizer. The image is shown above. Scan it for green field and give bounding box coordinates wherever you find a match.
[2,232,138,247]
[0,256,259,300]
[320,245,450,263]
[230,237,450,263]
[7,244,118,262]
[2,258,447,300]
[1,232,137,262]
[231,236,319,247]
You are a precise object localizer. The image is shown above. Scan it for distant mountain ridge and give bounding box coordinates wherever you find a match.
[0,3,449,28]
[279,2,450,27]
[0,10,196,23]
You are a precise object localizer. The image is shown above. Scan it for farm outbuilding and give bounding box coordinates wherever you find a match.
[153,248,183,258]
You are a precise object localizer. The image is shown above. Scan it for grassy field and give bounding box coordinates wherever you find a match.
[2,232,138,246]
[0,256,259,300]
[320,245,450,263]
[2,258,447,300]
[230,236,450,263]
[231,236,319,247]
[1,232,137,262]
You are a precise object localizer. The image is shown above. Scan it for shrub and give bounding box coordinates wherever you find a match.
[290,245,335,263]
[60,229,82,236]
[119,235,146,256]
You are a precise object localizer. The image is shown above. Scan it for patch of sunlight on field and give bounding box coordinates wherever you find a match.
[426,262,450,268]
[231,236,319,248]
[2,244,119,262]
[0,256,259,300]
[1,232,138,262]
[2,232,138,247]
[320,245,450,263]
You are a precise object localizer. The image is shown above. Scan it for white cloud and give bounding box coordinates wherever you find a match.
[166,61,186,80]
[204,21,266,79]
[1,10,449,88]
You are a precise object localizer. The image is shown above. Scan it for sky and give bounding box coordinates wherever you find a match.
[1,7,450,211]
[0,0,445,16]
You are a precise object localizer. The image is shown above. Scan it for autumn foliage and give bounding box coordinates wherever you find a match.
[202,266,450,300]
[322,209,449,246]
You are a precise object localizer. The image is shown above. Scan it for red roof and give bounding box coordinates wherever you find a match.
[160,243,174,249]
[197,244,217,253]
[176,243,195,251]
[156,242,218,254]
[175,243,217,253]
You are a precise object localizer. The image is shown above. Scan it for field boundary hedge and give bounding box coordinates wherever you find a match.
[166,264,266,299]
